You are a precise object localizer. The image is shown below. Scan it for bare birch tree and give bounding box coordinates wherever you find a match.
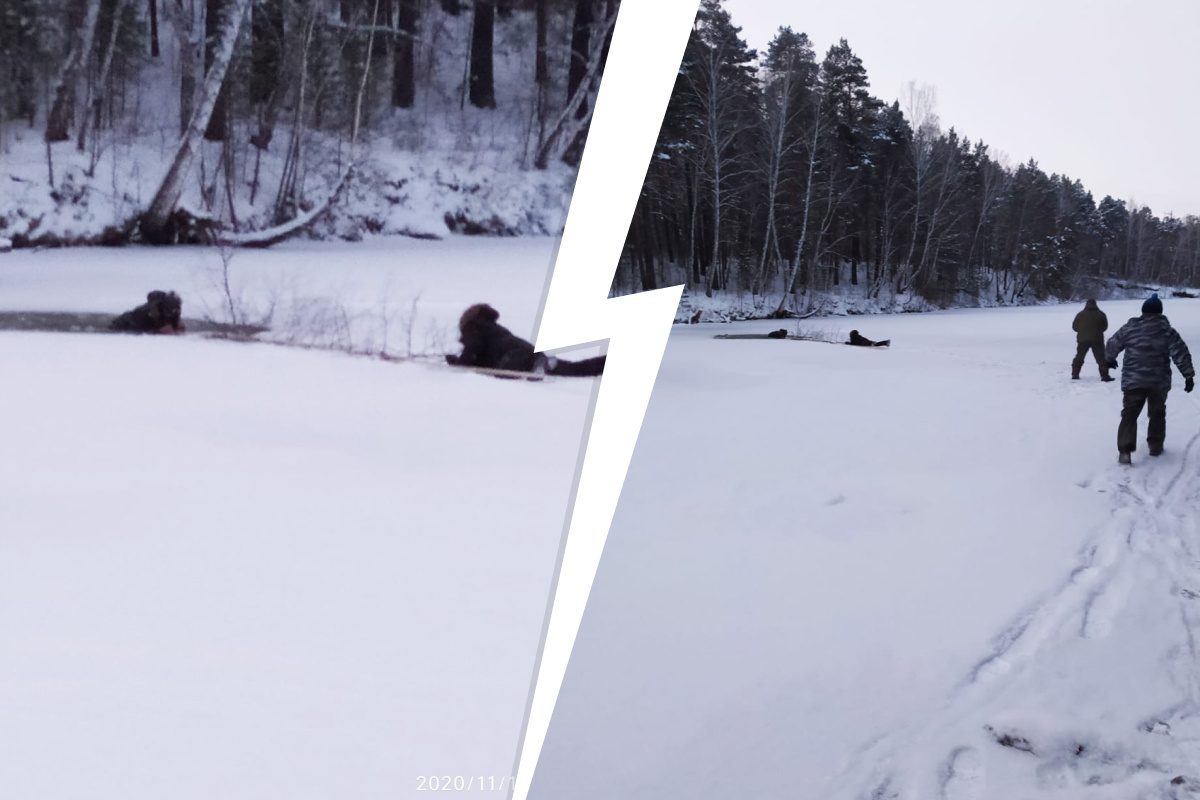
[46,0,103,143]
[141,0,250,242]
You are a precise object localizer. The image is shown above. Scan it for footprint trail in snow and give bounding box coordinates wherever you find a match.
[839,421,1200,799]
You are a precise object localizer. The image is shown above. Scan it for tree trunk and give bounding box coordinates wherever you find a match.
[77,0,129,154]
[180,62,195,136]
[46,0,103,143]
[350,0,381,146]
[468,1,495,109]
[149,0,160,57]
[534,0,548,84]
[688,170,700,284]
[563,0,614,165]
[248,0,286,156]
[755,68,790,297]
[176,0,200,135]
[706,154,721,297]
[392,0,417,107]
[775,105,822,315]
[599,0,616,69]
[204,0,230,141]
[142,0,251,242]
[250,0,283,104]
[533,3,615,168]
[638,202,659,291]
[567,0,592,119]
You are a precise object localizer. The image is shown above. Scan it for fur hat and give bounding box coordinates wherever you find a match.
[459,303,500,328]
[1085,298,1098,309]
[1143,293,1163,315]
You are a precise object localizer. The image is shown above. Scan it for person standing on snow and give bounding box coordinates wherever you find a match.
[1105,293,1195,464]
[1071,299,1113,381]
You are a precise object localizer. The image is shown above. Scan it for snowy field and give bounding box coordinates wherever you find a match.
[533,298,1200,800]
[0,239,595,800]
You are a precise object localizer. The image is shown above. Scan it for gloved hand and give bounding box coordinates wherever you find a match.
[1107,360,1119,371]
[1187,376,1195,393]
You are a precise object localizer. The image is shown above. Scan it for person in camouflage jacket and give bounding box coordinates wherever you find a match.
[1071,299,1112,381]
[1104,294,1195,463]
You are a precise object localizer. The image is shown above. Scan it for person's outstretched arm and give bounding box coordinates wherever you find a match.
[1168,328,1195,391]
[1104,324,1129,365]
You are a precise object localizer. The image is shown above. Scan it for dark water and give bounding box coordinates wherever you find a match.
[0,312,267,337]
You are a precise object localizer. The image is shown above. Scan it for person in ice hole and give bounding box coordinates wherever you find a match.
[110,290,186,334]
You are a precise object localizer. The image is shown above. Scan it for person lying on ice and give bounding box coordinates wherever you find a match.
[1105,293,1195,464]
[1071,298,1113,381]
[445,303,606,377]
[848,330,890,347]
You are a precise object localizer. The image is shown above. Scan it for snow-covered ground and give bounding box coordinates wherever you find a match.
[532,298,1200,800]
[0,240,595,800]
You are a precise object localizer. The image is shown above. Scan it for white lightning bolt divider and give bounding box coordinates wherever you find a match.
[508,2,698,799]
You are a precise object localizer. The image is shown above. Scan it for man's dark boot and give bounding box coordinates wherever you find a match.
[1072,364,1081,380]
[1149,443,1164,457]
[1119,452,1132,465]
[1100,367,1115,382]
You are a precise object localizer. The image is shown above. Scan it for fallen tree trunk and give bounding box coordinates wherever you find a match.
[214,166,353,248]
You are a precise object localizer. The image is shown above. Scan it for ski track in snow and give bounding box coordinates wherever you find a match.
[844,417,1200,800]
[940,747,985,800]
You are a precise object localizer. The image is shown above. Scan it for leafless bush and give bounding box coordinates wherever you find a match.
[791,324,842,344]
[196,246,450,362]
[424,319,451,359]
[196,242,279,336]
[276,293,356,350]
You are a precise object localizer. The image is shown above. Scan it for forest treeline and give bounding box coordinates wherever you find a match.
[0,0,616,244]
[614,0,1200,313]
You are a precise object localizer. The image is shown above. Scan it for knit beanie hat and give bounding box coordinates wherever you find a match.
[1143,293,1163,315]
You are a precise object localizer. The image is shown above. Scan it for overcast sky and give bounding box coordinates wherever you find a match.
[723,0,1200,218]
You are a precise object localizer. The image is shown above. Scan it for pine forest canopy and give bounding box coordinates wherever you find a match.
[0,0,618,245]
[615,0,1200,311]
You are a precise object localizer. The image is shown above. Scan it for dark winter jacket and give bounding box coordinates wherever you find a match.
[445,304,606,376]
[446,303,537,372]
[1104,314,1195,392]
[1072,301,1107,343]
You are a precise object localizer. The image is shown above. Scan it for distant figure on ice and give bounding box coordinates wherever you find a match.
[1105,293,1195,464]
[1071,298,1112,381]
[848,330,890,347]
[445,304,606,377]
[110,290,186,334]
[766,329,789,339]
